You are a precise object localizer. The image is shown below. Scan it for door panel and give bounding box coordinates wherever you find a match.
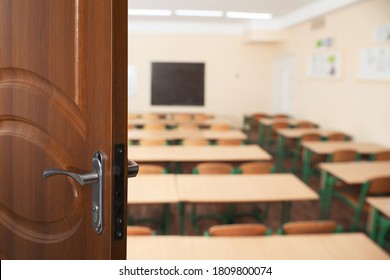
[0,0,127,259]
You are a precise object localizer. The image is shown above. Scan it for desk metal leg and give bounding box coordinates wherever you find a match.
[302,148,312,183]
[367,207,380,241]
[258,124,265,146]
[280,202,292,226]
[377,216,390,247]
[276,135,286,172]
[177,202,186,235]
[320,174,336,220]
[162,204,170,235]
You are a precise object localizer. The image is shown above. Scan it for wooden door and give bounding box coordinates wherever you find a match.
[0,0,128,259]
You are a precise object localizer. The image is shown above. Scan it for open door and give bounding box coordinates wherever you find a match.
[0,0,129,259]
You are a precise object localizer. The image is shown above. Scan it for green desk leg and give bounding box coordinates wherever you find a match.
[258,123,265,146]
[280,201,292,226]
[302,148,312,183]
[368,208,380,241]
[162,204,170,235]
[377,216,390,248]
[320,171,331,219]
[276,135,286,172]
[177,202,186,235]
[320,174,336,220]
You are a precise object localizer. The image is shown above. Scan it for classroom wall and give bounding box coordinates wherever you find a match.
[128,33,276,127]
[277,0,390,146]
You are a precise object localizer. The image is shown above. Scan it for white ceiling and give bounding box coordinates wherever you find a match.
[128,0,322,23]
[128,0,364,32]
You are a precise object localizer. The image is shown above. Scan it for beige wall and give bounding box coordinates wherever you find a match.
[128,33,275,127]
[278,0,390,146]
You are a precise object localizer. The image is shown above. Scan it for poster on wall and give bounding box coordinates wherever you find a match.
[308,52,341,78]
[359,47,390,81]
[374,23,390,42]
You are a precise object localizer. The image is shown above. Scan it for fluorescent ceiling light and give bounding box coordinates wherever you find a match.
[128,9,172,17]
[226,12,273,20]
[175,10,223,17]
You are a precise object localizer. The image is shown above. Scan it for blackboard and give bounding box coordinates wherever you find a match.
[151,62,205,106]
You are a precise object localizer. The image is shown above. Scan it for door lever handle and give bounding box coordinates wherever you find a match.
[43,169,99,185]
[42,151,104,234]
[128,160,139,178]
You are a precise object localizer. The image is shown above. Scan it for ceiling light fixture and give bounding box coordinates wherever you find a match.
[128,9,172,17]
[226,12,273,20]
[175,10,224,17]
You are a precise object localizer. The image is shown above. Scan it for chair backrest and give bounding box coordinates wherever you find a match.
[172,113,192,121]
[296,121,315,128]
[193,114,211,121]
[273,114,289,119]
[367,176,390,195]
[141,113,160,121]
[139,139,167,146]
[176,123,199,131]
[210,123,231,131]
[217,139,242,146]
[282,220,338,235]
[301,133,321,142]
[195,162,234,174]
[208,224,269,236]
[273,121,289,130]
[327,133,348,141]
[374,151,390,161]
[239,162,273,174]
[128,114,139,120]
[144,123,165,131]
[138,164,166,175]
[127,226,153,236]
[331,149,357,162]
[182,138,209,146]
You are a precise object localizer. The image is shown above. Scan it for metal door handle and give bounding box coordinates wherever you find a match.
[43,151,104,234]
[128,160,139,178]
[43,169,98,185]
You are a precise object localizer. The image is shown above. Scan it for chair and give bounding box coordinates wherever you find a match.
[144,123,165,131]
[206,224,271,237]
[328,150,358,162]
[176,123,199,131]
[234,162,274,223]
[126,226,153,236]
[128,114,139,120]
[327,132,349,141]
[193,162,234,175]
[139,139,167,146]
[372,151,390,161]
[217,139,242,146]
[295,121,316,128]
[191,162,235,234]
[250,113,268,130]
[333,176,390,231]
[172,113,192,121]
[141,113,160,121]
[138,164,166,175]
[272,114,289,119]
[292,133,322,172]
[182,138,209,146]
[237,162,274,174]
[210,123,231,131]
[268,121,290,147]
[279,220,341,235]
[193,114,211,121]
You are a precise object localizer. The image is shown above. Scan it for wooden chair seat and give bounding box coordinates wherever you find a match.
[211,123,231,131]
[238,162,274,174]
[208,224,269,237]
[194,162,234,174]
[182,138,209,146]
[127,226,153,236]
[374,151,390,161]
[139,139,167,146]
[217,139,242,146]
[138,164,166,175]
[144,123,165,131]
[282,220,339,235]
[193,114,211,121]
